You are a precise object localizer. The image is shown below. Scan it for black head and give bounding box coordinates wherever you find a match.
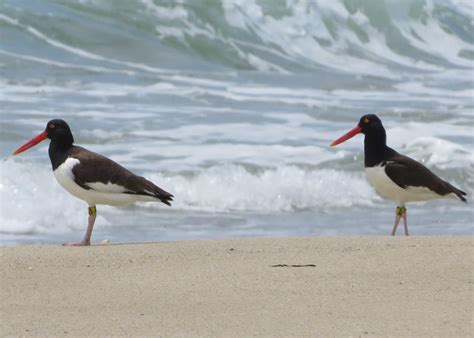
[44,119,74,145]
[357,114,384,135]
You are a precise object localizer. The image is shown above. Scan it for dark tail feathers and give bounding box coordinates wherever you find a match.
[152,185,174,206]
[140,179,174,206]
[447,183,467,202]
[455,189,467,202]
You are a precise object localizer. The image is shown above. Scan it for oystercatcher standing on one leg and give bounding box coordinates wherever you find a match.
[13,119,174,246]
[330,114,467,236]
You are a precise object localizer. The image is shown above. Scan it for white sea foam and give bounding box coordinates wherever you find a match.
[145,164,378,212]
[221,0,459,76]
[141,0,188,21]
[0,159,103,235]
[448,0,474,18]
[391,135,474,169]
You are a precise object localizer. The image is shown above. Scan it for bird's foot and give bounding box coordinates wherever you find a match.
[62,240,90,246]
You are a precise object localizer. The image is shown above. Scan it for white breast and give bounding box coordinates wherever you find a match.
[53,158,86,201]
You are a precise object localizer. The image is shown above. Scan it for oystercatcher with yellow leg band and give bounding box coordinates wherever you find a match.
[331,114,467,236]
[13,119,173,246]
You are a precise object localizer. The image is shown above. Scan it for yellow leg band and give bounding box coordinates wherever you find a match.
[88,206,97,216]
[396,206,406,216]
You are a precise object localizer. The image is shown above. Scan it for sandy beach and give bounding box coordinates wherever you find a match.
[1,236,472,336]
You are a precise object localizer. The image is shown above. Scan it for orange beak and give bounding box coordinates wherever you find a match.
[12,131,48,155]
[330,126,362,147]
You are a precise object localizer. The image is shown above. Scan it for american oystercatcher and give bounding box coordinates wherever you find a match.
[13,119,174,246]
[330,114,467,236]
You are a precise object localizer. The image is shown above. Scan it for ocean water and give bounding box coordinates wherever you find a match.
[0,0,473,245]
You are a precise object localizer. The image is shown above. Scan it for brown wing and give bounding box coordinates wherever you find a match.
[384,154,466,201]
[68,146,173,206]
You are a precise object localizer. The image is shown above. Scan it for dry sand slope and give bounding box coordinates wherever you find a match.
[1,236,472,336]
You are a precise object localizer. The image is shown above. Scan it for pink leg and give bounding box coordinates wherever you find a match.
[402,208,409,236]
[391,206,406,236]
[391,214,401,236]
[63,206,97,246]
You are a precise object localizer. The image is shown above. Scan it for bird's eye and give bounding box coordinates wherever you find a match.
[363,117,370,124]
[49,124,55,129]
